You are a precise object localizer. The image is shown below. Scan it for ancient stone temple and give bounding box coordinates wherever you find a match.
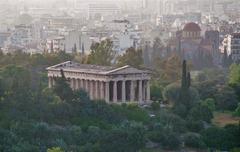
[47,61,151,104]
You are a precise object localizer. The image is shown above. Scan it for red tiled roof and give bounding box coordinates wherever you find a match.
[183,22,201,32]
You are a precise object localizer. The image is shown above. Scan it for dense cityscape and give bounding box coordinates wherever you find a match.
[0,0,240,152]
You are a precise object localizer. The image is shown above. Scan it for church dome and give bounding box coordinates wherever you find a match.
[183,22,201,32]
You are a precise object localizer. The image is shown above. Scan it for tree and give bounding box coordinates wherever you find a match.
[179,60,195,111]
[229,63,240,101]
[229,64,240,85]
[161,130,181,150]
[150,84,163,101]
[162,83,180,103]
[201,127,226,150]
[152,37,164,59]
[117,47,143,68]
[201,98,216,112]
[183,133,205,148]
[143,42,151,67]
[152,54,182,84]
[53,69,74,101]
[234,103,240,116]
[201,125,240,150]
[100,121,146,152]
[72,43,77,54]
[214,86,238,111]
[151,101,160,111]
[188,104,213,123]
[181,60,188,90]
[87,39,115,66]
[0,65,31,92]
[158,111,186,133]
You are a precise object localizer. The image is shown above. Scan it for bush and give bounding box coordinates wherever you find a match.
[234,103,240,116]
[201,127,226,150]
[150,85,163,101]
[173,103,188,118]
[214,86,238,111]
[183,133,205,148]
[151,101,160,111]
[188,104,213,123]
[201,98,216,112]
[161,131,181,150]
[201,125,240,151]
[186,120,204,133]
[159,112,186,133]
[162,83,180,103]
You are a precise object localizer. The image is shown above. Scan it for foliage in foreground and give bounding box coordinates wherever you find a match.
[0,52,239,151]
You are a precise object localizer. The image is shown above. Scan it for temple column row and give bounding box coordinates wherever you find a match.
[48,76,150,103]
[109,80,150,103]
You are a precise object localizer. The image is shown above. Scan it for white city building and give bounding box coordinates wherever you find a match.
[45,29,81,53]
[222,33,240,63]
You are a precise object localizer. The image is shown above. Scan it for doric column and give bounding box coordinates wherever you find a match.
[113,81,118,103]
[52,77,56,86]
[122,80,126,102]
[76,79,79,90]
[90,80,94,100]
[70,78,74,90]
[78,79,82,90]
[48,77,53,88]
[130,80,135,102]
[142,80,146,102]
[138,80,143,103]
[100,81,105,100]
[146,80,150,102]
[105,81,110,103]
[84,80,88,91]
[73,79,77,90]
[94,81,99,99]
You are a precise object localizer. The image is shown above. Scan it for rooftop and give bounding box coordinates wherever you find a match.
[183,22,201,32]
[47,61,149,75]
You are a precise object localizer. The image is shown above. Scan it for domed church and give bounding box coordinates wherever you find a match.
[182,22,201,39]
[169,22,219,69]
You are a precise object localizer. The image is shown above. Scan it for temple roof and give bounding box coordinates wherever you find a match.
[47,61,149,75]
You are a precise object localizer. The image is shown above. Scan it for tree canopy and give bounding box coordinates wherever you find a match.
[87,39,116,66]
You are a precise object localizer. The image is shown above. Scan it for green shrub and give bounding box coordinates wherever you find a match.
[183,133,205,148]
[201,98,216,112]
[151,101,160,111]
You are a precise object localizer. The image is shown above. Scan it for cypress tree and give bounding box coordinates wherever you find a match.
[82,43,85,55]
[179,60,192,115]
[187,72,191,89]
[60,69,66,79]
[53,69,73,101]
[181,60,187,89]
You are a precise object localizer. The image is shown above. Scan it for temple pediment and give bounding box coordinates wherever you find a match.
[106,66,148,75]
